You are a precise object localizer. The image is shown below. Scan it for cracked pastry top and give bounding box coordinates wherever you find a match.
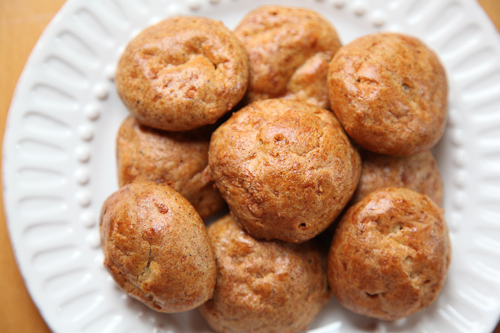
[115,16,249,131]
[116,116,226,219]
[100,181,216,313]
[351,149,443,206]
[208,99,361,243]
[328,33,448,156]
[327,187,451,320]
[198,214,331,333]
[234,5,342,109]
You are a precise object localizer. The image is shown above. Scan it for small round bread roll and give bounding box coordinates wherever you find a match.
[198,214,331,333]
[116,16,249,131]
[208,99,361,243]
[235,6,342,108]
[328,33,448,156]
[117,116,226,219]
[351,150,443,206]
[100,181,217,313]
[327,187,451,320]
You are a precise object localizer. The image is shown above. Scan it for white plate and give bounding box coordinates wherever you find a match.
[3,0,500,332]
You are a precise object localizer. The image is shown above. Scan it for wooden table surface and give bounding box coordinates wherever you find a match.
[1,0,499,332]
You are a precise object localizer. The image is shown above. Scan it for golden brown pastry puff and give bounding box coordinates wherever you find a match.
[235,5,342,108]
[100,181,217,313]
[208,99,361,243]
[116,116,226,219]
[327,187,451,320]
[116,16,249,131]
[351,149,443,206]
[328,33,448,156]
[198,214,331,333]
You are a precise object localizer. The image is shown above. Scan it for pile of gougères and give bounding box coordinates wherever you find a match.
[100,5,451,333]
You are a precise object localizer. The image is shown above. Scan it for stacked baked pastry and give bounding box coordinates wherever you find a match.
[99,5,452,333]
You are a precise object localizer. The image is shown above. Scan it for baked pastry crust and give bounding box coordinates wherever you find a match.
[198,214,331,333]
[327,187,451,320]
[235,5,342,108]
[117,116,226,218]
[351,150,443,206]
[208,99,361,243]
[100,181,217,313]
[328,33,448,155]
[116,16,249,131]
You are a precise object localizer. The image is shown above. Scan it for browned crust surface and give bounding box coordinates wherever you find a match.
[117,116,226,218]
[198,214,331,333]
[352,150,443,206]
[235,6,342,108]
[328,33,448,155]
[100,181,217,313]
[208,99,361,243]
[116,16,249,131]
[327,187,451,320]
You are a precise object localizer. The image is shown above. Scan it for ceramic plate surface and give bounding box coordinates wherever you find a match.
[4,0,500,332]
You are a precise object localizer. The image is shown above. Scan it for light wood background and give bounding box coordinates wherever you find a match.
[1,0,499,332]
